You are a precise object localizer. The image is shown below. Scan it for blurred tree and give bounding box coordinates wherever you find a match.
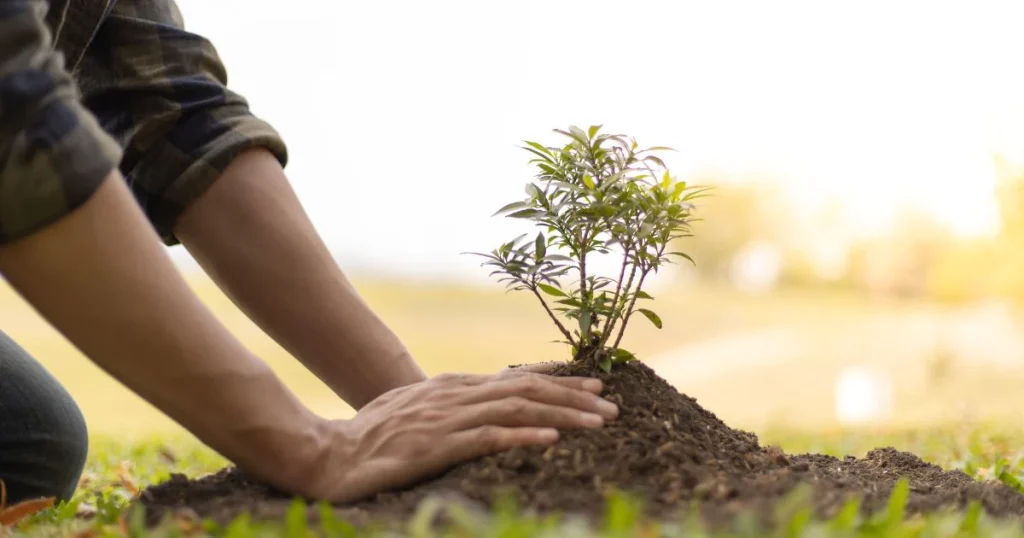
[924,239,996,304]
[962,154,1024,305]
[994,153,1024,239]
[850,208,952,299]
[672,177,789,285]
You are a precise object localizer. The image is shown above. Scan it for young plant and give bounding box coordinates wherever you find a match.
[468,125,707,372]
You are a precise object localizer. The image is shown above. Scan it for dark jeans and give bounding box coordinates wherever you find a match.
[0,331,88,504]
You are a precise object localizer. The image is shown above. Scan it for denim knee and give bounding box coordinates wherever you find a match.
[0,334,89,504]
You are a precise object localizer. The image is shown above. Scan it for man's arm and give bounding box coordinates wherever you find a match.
[0,173,326,491]
[174,148,426,409]
[0,1,322,490]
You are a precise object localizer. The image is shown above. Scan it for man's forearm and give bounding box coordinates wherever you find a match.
[174,149,426,410]
[0,173,324,491]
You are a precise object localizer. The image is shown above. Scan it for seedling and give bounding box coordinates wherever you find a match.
[468,125,707,372]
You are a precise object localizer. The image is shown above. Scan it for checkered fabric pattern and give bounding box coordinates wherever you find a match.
[0,0,287,245]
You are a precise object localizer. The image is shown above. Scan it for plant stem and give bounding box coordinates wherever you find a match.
[600,243,633,348]
[612,241,667,350]
[611,267,648,351]
[578,230,589,308]
[530,287,575,344]
[608,261,640,350]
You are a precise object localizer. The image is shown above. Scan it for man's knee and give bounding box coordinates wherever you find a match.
[32,391,90,503]
[0,334,89,503]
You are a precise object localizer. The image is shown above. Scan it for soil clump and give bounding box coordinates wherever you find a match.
[136,361,1024,529]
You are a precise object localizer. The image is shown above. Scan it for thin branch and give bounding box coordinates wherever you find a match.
[608,261,640,349]
[612,241,667,350]
[530,287,575,345]
[611,268,648,351]
[600,242,634,348]
[578,229,589,323]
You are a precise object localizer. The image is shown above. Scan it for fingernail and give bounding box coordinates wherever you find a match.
[580,412,604,427]
[582,379,602,392]
[595,397,619,419]
[538,428,559,442]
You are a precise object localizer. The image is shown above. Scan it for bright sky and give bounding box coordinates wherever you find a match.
[171,0,1024,280]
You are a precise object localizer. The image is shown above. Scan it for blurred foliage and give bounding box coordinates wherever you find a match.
[672,156,1024,310]
[925,154,1024,306]
[673,178,790,284]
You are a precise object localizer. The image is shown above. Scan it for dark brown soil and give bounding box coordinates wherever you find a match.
[135,361,1024,530]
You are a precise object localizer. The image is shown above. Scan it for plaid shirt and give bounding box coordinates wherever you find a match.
[0,0,287,245]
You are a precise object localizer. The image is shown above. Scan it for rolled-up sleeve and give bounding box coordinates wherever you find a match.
[0,0,122,244]
[74,0,288,247]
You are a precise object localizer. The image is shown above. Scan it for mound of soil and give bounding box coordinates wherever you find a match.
[136,362,1024,529]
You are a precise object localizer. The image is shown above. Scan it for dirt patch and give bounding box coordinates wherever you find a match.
[135,361,1024,529]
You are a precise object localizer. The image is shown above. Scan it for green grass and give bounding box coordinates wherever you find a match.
[8,425,1024,537]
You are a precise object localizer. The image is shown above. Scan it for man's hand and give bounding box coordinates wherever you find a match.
[295,370,618,504]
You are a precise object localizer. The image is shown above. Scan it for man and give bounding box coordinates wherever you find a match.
[0,0,618,505]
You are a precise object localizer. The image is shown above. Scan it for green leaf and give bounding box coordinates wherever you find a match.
[999,468,1024,493]
[635,290,654,300]
[960,500,982,533]
[579,309,592,338]
[525,140,552,155]
[537,283,567,297]
[223,513,253,538]
[537,163,559,176]
[408,498,445,538]
[668,251,696,265]
[644,155,667,168]
[522,146,554,163]
[318,501,357,538]
[492,201,530,216]
[611,348,636,364]
[598,355,612,373]
[829,497,861,531]
[583,174,596,189]
[636,308,662,329]
[671,181,688,201]
[885,478,910,525]
[507,208,544,219]
[556,297,583,307]
[534,232,546,260]
[588,125,602,139]
[284,498,308,538]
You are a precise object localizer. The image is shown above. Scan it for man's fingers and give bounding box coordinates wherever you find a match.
[433,370,605,395]
[489,369,605,394]
[453,376,618,420]
[433,426,560,467]
[445,398,605,432]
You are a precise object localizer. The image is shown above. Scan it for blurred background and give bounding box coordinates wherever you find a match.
[9,0,1024,440]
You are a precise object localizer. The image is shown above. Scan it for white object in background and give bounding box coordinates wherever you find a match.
[834,366,893,425]
[729,241,782,294]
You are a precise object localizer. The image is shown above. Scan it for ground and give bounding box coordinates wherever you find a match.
[6,274,1024,535]
[6,425,1024,537]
